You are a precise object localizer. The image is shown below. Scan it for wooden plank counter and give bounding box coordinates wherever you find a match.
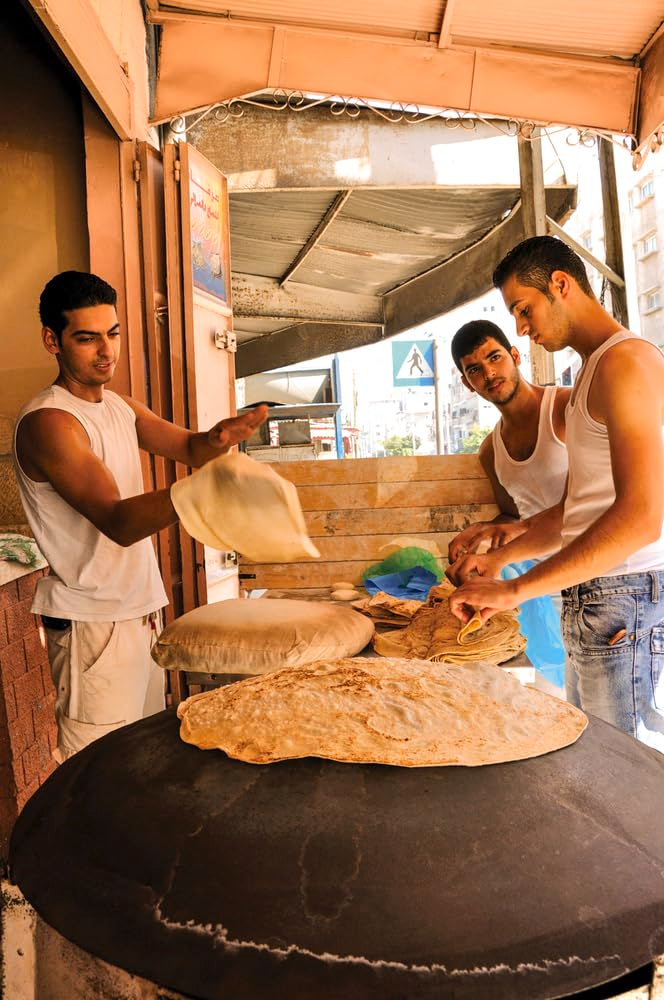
[239,454,498,593]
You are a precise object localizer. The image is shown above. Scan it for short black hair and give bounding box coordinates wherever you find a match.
[492,235,594,297]
[451,320,514,373]
[39,271,117,340]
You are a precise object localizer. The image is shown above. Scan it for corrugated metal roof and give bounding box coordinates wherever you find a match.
[230,187,521,295]
[449,0,664,60]
[159,0,445,37]
[230,191,338,277]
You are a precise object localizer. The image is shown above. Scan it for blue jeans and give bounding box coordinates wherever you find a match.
[561,572,664,753]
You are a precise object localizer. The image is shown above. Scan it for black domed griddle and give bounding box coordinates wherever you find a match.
[9,709,664,999]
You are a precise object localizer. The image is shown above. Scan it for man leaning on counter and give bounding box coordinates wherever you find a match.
[447,235,664,753]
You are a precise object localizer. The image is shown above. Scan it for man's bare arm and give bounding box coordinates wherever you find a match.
[449,342,664,620]
[447,435,520,561]
[122,398,268,467]
[446,499,564,585]
[16,409,177,547]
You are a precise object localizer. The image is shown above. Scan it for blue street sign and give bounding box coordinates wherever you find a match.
[392,340,435,386]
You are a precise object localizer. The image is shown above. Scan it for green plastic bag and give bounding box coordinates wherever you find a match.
[363,546,443,585]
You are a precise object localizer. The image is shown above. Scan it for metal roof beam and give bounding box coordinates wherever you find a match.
[383,185,576,336]
[280,190,352,285]
[232,273,383,324]
[236,323,384,377]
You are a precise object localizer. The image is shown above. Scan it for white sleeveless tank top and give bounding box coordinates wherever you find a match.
[14,385,168,621]
[492,386,568,518]
[562,330,664,575]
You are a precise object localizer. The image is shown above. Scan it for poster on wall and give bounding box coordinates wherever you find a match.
[187,147,230,305]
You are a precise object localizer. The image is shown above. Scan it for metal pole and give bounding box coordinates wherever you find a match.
[331,354,344,459]
[517,130,556,386]
[433,338,443,454]
[598,137,629,328]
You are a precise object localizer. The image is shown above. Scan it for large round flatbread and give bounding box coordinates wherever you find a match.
[177,657,587,766]
[171,451,320,563]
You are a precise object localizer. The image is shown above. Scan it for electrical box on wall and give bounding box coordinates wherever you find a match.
[213,329,237,352]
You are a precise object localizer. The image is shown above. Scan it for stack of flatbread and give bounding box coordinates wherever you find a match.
[177,657,587,766]
[373,581,526,666]
[352,591,422,627]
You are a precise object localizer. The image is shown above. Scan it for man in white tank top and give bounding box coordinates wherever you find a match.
[447,319,569,557]
[447,320,569,691]
[447,237,664,753]
[13,271,267,761]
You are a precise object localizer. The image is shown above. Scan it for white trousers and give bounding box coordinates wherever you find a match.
[44,614,166,762]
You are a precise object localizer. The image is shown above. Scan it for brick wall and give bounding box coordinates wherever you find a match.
[0,569,57,862]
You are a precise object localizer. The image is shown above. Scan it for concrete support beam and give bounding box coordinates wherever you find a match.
[236,323,384,377]
[188,105,520,191]
[232,273,383,324]
[383,186,576,338]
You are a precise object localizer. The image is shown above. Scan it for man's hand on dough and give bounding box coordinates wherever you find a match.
[207,405,268,453]
[448,577,519,625]
[445,549,503,587]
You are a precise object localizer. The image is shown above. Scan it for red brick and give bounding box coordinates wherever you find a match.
[21,743,40,786]
[11,754,25,792]
[0,582,18,611]
[41,659,54,696]
[0,611,7,649]
[17,777,39,811]
[32,693,55,737]
[39,757,57,784]
[24,629,47,671]
[8,713,34,758]
[2,682,17,724]
[0,641,27,683]
[14,668,44,716]
[17,573,38,601]
[47,725,58,751]
[5,598,34,643]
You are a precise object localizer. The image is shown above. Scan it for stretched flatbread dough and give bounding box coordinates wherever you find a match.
[177,657,587,766]
[171,451,320,563]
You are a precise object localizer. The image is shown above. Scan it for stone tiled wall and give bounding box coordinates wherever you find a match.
[0,569,56,861]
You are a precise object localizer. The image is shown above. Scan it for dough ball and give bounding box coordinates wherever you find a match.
[331,580,356,591]
[331,589,361,601]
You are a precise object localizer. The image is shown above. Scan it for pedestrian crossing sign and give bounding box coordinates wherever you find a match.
[392,340,435,386]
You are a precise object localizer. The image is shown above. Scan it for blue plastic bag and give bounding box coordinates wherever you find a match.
[501,560,566,690]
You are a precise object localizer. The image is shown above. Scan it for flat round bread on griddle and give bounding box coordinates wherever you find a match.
[177,657,587,767]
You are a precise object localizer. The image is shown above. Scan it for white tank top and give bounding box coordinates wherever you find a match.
[14,385,168,621]
[492,386,568,518]
[562,330,664,575]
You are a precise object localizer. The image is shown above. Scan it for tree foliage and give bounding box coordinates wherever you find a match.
[459,425,491,454]
[383,434,421,456]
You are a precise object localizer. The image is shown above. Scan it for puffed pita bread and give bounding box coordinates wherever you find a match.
[373,582,526,665]
[171,451,320,563]
[177,657,587,766]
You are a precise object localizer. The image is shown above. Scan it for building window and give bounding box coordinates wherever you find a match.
[645,290,661,312]
[639,179,655,201]
[641,233,657,256]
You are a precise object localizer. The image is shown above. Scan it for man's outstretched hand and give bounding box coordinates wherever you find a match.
[207,405,268,453]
